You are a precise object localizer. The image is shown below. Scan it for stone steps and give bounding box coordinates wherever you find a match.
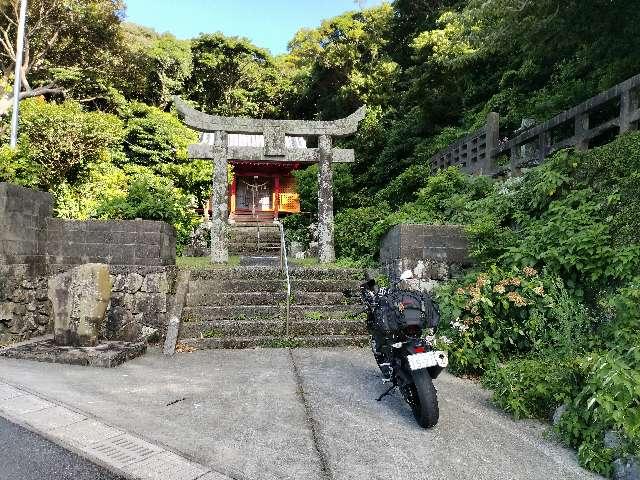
[182,304,361,322]
[180,318,367,338]
[179,334,369,350]
[188,267,363,281]
[177,265,368,350]
[185,291,354,307]
[185,278,359,293]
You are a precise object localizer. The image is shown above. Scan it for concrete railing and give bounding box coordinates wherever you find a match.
[429,112,499,176]
[430,73,640,176]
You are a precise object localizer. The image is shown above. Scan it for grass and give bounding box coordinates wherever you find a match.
[177,256,241,270]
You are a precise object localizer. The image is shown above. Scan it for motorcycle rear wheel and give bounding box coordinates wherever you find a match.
[407,369,439,428]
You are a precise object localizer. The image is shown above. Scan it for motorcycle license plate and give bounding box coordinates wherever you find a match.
[407,351,448,371]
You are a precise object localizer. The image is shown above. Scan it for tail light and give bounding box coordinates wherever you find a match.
[414,346,426,353]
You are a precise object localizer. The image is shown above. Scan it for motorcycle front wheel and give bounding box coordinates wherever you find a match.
[405,369,439,428]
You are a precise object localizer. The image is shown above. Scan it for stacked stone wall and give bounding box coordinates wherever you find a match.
[0,182,177,345]
[380,224,471,288]
[46,218,176,269]
[0,183,51,272]
[107,266,177,341]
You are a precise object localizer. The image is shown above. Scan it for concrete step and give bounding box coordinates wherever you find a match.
[182,305,361,322]
[180,320,285,338]
[229,230,281,240]
[186,291,287,307]
[229,249,280,256]
[179,318,368,339]
[239,256,280,267]
[291,279,362,292]
[179,334,370,350]
[228,242,281,249]
[185,291,353,307]
[189,267,283,281]
[289,267,365,281]
[187,266,363,282]
[186,278,359,294]
[187,279,285,294]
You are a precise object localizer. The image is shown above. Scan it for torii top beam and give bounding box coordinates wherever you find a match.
[173,96,366,137]
[173,97,367,164]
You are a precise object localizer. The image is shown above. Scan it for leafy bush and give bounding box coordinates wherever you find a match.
[11,99,124,190]
[482,356,585,420]
[334,203,390,265]
[557,281,640,476]
[435,266,594,374]
[96,170,198,253]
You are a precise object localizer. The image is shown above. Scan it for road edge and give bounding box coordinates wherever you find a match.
[0,380,229,480]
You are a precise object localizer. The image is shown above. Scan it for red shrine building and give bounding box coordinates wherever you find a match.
[200,133,303,223]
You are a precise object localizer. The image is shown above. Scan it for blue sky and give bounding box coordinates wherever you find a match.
[124,0,385,55]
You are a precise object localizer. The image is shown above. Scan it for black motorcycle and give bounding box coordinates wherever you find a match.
[349,271,448,428]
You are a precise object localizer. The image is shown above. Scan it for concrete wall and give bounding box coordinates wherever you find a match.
[46,219,176,269]
[0,183,52,272]
[0,182,178,345]
[380,224,471,286]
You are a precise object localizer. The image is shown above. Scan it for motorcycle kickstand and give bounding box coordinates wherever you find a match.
[376,384,396,402]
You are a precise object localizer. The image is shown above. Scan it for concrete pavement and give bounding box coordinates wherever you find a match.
[0,347,602,480]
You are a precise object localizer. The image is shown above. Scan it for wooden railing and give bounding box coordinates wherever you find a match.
[430,73,640,176]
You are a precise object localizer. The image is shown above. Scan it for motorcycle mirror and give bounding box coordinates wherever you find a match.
[400,270,414,280]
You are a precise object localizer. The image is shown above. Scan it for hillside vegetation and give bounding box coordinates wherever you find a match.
[1,1,639,475]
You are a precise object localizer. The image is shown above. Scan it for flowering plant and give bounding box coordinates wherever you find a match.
[435,265,557,374]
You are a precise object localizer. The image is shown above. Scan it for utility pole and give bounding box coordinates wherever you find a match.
[10,0,28,148]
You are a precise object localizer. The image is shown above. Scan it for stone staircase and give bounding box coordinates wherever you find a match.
[228,224,282,267]
[177,266,369,349]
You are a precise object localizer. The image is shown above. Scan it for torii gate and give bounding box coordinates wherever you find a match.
[173,97,366,264]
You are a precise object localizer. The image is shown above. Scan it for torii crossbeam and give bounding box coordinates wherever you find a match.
[173,96,367,264]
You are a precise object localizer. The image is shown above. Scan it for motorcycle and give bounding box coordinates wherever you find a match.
[348,270,448,428]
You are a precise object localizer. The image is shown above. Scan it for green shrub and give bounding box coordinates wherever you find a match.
[334,203,391,264]
[557,281,640,476]
[482,356,585,420]
[435,266,594,374]
[96,170,198,253]
[11,99,124,190]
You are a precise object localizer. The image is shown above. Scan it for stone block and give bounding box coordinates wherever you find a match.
[380,224,471,281]
[48,263,112,347]
[125,273,144,293]
[121,231,138,245]
[85,230,112,244]
[142,232,161,245]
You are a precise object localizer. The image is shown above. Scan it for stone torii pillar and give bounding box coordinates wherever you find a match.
[173,97,366,264]
[210,131,229,263]
[317,134,335,263]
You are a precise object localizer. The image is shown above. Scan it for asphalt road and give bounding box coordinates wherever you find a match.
[0,417,123,480]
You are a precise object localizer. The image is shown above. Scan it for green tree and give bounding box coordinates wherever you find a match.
[184,33,288,118]
[1,98,123,190]
[116,23,192,107]
[286,4,398,119]
[0,0,125,115]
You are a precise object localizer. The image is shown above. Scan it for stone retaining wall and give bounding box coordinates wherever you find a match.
[379,224,471,287]
[0,182,178,345]
[0,265,50,343]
